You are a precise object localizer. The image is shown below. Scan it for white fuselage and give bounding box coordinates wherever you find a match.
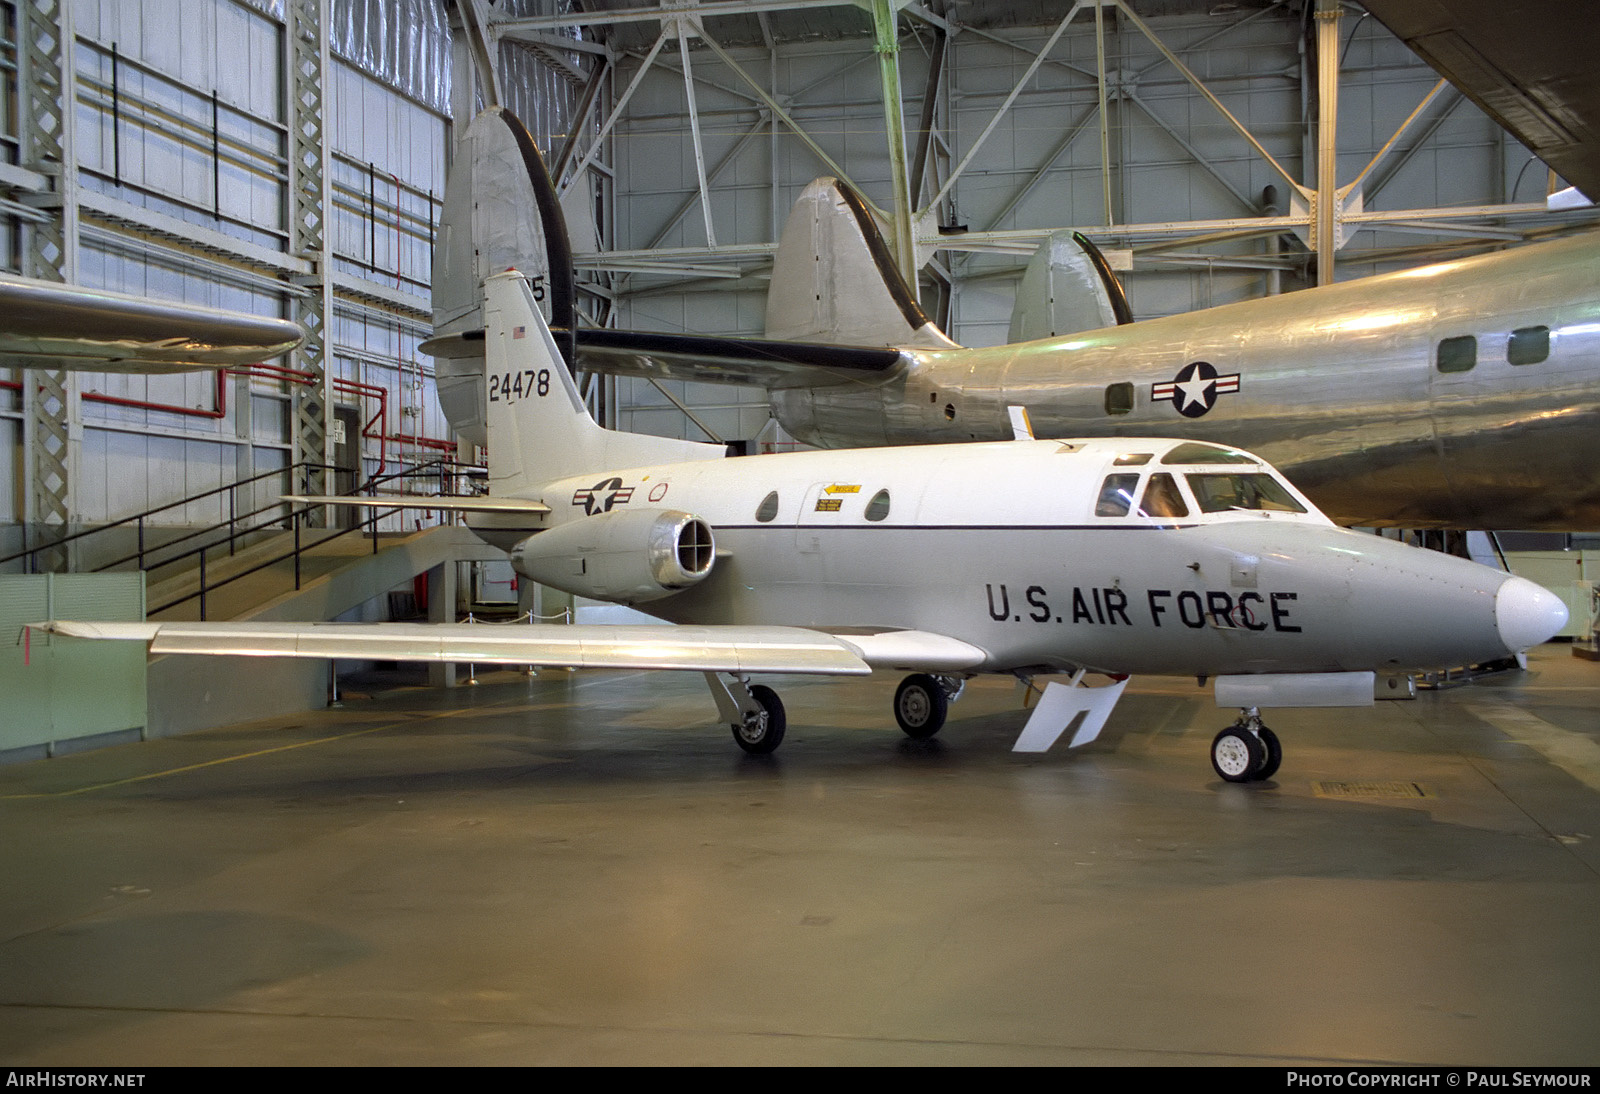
[470,437,1546,678]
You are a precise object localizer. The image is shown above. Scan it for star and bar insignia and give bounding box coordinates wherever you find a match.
[573,476,634,515]
[1151,361,1240,418]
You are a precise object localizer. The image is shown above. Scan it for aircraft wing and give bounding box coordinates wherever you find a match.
[30,621,989,676]
[0,274,306,373]
[1358,0,1600,200]
[284,494,551,514]
[422,327,907,389]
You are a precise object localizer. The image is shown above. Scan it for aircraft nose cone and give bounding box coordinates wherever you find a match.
[1495,576,1568,653]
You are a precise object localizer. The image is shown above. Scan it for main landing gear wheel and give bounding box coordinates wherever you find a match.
[894,674,949,739]
[1211,726,1264,783]
[731,684,786,755]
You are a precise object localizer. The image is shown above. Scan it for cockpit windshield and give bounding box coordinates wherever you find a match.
[1185,473,1306,514]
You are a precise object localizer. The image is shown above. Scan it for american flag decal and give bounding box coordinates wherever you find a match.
[513,326,526,339]
[1151,361,1240,419]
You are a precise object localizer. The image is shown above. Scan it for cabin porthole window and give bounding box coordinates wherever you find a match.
[755,490,779,522]
[1104,381,1134,415]
[864,489,891,522]
[1508,325,1550,366]
[1436,335,1477,373]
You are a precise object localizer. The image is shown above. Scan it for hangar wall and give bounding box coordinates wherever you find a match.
[1,0,455,562]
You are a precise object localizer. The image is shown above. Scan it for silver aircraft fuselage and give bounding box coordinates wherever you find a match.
[773,231,1600,529]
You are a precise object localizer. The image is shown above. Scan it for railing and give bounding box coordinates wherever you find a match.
[153,458,481,619]
[2,457,485,620]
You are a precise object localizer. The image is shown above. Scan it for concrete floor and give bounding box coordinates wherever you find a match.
[2,646,1598,1066]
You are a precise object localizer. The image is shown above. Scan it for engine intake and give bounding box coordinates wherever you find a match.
[512,508,717,604]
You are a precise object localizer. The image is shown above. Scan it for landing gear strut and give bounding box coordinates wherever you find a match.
[1211,707,1282,783]
[893,673,966,739]
[706,672,786,754]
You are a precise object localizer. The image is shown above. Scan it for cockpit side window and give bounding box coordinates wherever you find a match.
[1186,473,1306,514]
[1138,473,1190,518]
[1095,473,1141,516]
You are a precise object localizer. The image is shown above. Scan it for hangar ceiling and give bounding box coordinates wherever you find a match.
[458,0,1600,449]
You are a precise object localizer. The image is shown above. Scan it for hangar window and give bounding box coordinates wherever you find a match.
[1104,382,1134,415]
[864,489,891,521]
[1096,474,1140,516]
[1436,335,1477,373]
[1138,473,1190,518]
[1507,325,1550,365]
[755,491,779,522]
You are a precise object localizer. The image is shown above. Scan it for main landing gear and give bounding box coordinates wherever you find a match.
[1210,706,1282,783]
[707,673,786,754]
[706,671,970,754]
[893,673,966,740]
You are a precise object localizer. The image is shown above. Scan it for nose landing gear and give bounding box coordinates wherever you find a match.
[1211,707,1282,783]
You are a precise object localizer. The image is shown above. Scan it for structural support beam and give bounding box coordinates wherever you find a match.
[1314,0,1341,284]
[288,0,334,515]
[908,20,947,209]
[930,2,1084,213]
[676,20,718,247]
[21,0,78,572]
[871,0,918,287]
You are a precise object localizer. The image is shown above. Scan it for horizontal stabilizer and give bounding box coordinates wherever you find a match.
[33,621,873,676]
[283,494,551,514]
[421,327,906,390]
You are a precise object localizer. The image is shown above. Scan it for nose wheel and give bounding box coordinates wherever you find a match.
[1210,708,1281,783]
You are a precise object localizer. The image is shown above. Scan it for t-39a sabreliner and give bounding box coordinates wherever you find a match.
[33,272,1568,782]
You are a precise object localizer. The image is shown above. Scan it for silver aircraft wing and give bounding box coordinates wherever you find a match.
[1358,0,1600,200]
[29,622,990,676]
[0,274,306,373]
[32,621,873,675]
[421,327,908,389]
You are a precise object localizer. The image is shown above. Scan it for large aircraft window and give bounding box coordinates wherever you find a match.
[864,489,891,521]
[1437,335,1476,373]
[1186,473,1307,514]
[755,491,779,522]
[1508,325,1550,366]
[1104,382,1133,415]
[1095,474,1140,516]
[1161,442,1255,465]
[1138,473,1190,518]
[1113,453,1152,466]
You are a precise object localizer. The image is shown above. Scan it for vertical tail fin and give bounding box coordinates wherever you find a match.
[483,272,723,495]
[765,178,961,350]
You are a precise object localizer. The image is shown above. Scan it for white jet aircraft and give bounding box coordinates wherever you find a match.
[34,272,1569,782]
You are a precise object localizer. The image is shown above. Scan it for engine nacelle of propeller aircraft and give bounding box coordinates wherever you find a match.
[510,508,716,604]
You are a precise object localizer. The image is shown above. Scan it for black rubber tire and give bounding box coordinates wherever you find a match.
[731,684,786,754]
[1254,726,1282,781]
[1211,726,1264,783]
[894,674,949,739]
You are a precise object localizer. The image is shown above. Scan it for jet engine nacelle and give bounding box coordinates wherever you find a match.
[511,508,716,604]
